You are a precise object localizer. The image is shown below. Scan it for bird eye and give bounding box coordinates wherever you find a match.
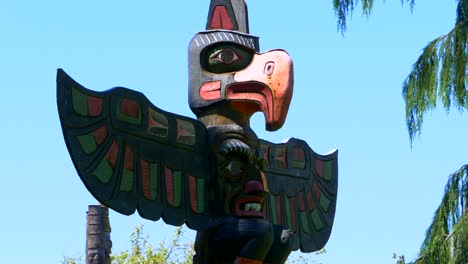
[201,44,254,73]
[209,48,241,64]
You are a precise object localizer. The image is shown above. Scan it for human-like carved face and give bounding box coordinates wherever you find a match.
[209,127,267,218]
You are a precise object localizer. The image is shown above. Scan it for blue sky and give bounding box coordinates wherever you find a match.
[1,0,466,263]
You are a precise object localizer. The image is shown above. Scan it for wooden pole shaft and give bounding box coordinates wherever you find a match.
[86,205,112,264]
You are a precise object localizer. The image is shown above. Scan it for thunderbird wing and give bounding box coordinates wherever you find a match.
[259,138,338,252]
[57,69,213,230]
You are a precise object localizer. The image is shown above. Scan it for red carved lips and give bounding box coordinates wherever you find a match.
[232,180,266,218]
[233,195,266,218]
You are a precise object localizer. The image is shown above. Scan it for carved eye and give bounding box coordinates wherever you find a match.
[201,44,254,73]
[210,48,241,64]
[224,157,245,183]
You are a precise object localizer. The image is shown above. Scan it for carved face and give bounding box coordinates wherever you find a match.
[209,127,267,218]
[188,30,294,131]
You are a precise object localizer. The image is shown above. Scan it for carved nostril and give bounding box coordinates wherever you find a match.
[244,180,264,193]
[264,61,275,76]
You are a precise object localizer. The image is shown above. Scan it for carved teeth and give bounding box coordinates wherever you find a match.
[242,202,262,212]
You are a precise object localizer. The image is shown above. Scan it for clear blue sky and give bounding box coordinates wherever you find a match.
[1,1,465,263]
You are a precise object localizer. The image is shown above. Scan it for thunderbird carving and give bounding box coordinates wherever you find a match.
[57,1,338,263]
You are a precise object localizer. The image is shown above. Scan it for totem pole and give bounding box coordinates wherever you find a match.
[86,205,112,264]
[57,1,338,263]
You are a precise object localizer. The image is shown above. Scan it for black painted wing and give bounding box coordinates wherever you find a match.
[259,138,338,253]
[57,69,213,230]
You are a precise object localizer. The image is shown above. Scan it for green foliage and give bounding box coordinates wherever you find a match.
[393,253,406,264]
[332,0,467,144]
[111,224,193,264]
[286,248,326,264]
[333,5,467,261]
[61,256,83,264]
[403,0,467,143]
[333,0,415,32]
[62,224,193,264]
[391,167,468,264]
[63,224,326,263]
[397,1,468,264]
[409,166,468,264]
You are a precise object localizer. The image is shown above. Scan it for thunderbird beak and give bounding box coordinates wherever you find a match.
[226,50,293,131]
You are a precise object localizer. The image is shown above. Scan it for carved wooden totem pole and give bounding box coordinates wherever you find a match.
[57,1,338,263]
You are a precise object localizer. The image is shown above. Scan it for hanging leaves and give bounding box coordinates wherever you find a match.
[411,165,468,264]
[333,0,415,32]
[332,0,467,144]
[404,0,467,143]
[333,0,355,32]
[332,2,467,264]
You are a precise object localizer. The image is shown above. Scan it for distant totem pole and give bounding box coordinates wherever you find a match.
[86,205,112,264]
[57,1,338,263]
